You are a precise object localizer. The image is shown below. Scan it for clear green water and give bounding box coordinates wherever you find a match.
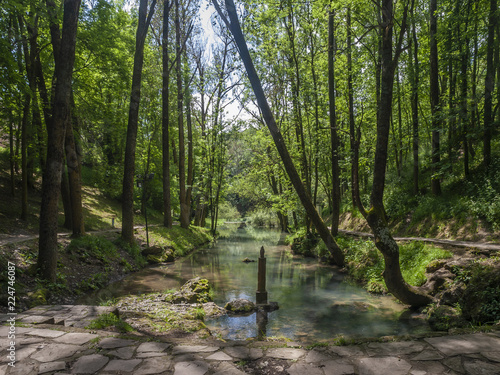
[80,226,430,342]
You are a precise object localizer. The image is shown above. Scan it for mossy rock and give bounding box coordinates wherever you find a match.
[224,298,255,314]
[169,278,212,304]
[28,288,48,308]
[426,259,447,273]
[143,245,175,263]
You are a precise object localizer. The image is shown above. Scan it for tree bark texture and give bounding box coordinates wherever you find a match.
[410,0,420,195]
[65,100,84,237]
[365,0,433,307]
[176,0,189,229]
[328,8,340,236]
[38,0,81,282]
[122,0,156,243]
[429,0,442,195]
[484,0,497,169]
[162,0,173,228]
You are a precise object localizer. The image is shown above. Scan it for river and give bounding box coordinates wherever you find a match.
[80,226,430,343]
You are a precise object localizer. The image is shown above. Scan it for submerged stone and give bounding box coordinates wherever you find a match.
[143,245,175,263]
[224,299,255,314]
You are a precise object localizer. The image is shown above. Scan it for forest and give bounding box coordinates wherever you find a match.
[1,0,499,309]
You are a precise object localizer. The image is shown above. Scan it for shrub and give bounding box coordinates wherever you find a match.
[218,202,241,221]
[460,262,500,324]
[247,207,277,227]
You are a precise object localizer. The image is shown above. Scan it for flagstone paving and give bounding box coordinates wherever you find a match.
[1,305,500,374]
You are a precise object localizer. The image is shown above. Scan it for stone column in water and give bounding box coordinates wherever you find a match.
[256,246,268,305]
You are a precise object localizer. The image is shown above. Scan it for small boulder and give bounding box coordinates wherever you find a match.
[169,277,212,304]
[242,258,255,263]
[426,259,447,273]
[422,268,455,294]
[225,299,256,314]
[438,281,466,306]
[142,245,175,263]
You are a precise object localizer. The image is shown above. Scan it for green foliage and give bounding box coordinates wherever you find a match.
[384,158,500,233]
[68,235,119,264]
[147,225,212,257]
[77,272,109,292]
[86,313,134,333]
[460,262,500,324]
[288,227,319,257]
[338,236,452,293]
[217,201,241,221]
[185,307,206,321]
[114,237,146,267]
[247,207,278,227]
[399,242,452,286]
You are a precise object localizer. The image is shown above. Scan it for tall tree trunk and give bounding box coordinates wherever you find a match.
[20,93,30,221]
[16,15,32,221]
[484,0,497,169]
[347,7,365,216]
[409,0,420,195]
[61,167,73,229]
[213,0,344,267]
[430,0,441,195]
[285,12,310,210]
[185,88,194,223]
[122,0,156,244]
[162,0,172,228]
[7,17,16,197]
[328,7,340,236]
[65,96,84,236]
[176,0,188,229]
[459,0,471,178]
[365,0,432,307]
[38,0,81,282]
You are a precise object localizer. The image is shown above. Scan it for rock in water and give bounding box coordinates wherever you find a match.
[142,245,175,263]
[224,299,256,314]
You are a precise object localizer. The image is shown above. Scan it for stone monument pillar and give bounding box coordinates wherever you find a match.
[256,246,268,305]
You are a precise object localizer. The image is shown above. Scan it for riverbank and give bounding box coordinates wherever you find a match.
[2,304,500,374]
[0,225,212,313]
[289,228,500,331]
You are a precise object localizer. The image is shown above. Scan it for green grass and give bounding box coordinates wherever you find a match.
[86,313,134,333]
[337,236,452,293]
[146,225,212,257]
[67,235,119,264]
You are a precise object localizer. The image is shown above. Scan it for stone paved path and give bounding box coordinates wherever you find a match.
[1,305,500,374]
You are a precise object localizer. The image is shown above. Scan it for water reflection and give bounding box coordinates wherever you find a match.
[79,226,429,342]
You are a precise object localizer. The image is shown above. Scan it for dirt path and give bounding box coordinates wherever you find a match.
[0,223,169,247]
[338,229,500,253]
[0,228,122,247]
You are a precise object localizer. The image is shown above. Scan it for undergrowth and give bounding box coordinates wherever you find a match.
[86,312,134,333]
[146,225,212,257]
[340,236,452,293]
[384,156,500,232]
[296,234,452,294]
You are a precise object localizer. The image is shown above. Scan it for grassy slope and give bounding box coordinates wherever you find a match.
[0,150,211,312]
